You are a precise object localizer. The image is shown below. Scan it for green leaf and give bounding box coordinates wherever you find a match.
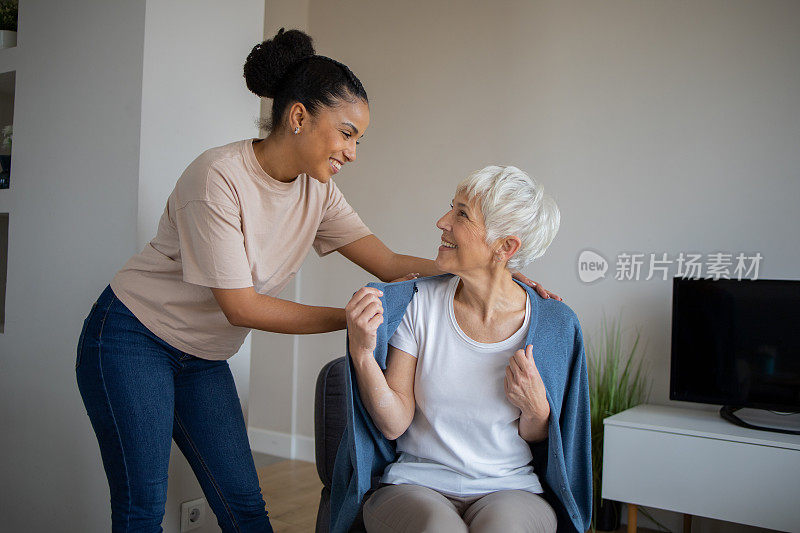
[587,312,651,530]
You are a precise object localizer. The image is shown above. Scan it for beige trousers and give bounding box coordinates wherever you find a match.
[362,483,557,533]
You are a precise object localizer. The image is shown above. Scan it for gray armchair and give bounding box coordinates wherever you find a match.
[313,357,563,532]
[314,357,367,533]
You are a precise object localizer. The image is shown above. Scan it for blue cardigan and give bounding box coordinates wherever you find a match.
[330,275,592,533]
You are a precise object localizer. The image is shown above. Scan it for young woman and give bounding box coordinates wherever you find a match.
[76,29,559,532]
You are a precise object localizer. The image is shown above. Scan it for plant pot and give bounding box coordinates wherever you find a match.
[595,498,621,531]
[0,30,16,49]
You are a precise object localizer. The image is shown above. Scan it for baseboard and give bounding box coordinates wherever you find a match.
[248,427,293,458]
[294,433,315,463]
[248,426,315,463]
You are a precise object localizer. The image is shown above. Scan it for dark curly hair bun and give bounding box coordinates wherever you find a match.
[243,28,315,99]
[244,29,367,132]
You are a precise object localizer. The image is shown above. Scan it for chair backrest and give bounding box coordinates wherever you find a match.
[314,356,347,488]
[316,357,372,533]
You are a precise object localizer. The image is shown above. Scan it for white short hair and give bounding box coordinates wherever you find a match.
[456,165,560,271]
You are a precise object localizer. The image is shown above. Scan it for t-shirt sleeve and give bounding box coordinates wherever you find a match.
[312,180,372,257]
[388,296,418,358]
[175,200,254,289]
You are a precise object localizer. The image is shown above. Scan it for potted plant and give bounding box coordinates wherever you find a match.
[588,315,650,531]
[0,0,17,49]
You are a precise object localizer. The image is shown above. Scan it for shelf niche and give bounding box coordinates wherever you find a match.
[0,70,13,189]
[0,0,18,50]
[0,212,7,333]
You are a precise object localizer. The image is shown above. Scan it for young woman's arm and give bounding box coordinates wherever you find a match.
[211,287,346,333]
[337,234,563,300]
[210,234,433,334]
[337,234,441,281]
[209,235,435,334]
[212,233,563,334]
[346,286,416,440]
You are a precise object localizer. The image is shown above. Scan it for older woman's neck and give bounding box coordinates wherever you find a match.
[456,269,526,320]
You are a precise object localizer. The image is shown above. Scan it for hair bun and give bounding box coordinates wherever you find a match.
[243,28,315,98]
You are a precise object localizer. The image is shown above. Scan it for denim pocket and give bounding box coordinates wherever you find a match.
[76,301,99,369]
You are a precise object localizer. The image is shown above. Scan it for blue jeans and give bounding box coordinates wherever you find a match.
[76,285,273,533]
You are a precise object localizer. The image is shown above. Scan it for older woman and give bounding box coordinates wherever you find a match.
[339,166,591,533]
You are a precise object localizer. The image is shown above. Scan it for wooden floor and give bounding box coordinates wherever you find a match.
[257,459,323,533]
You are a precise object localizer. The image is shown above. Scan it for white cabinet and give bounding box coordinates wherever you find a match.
[602,404,800,532]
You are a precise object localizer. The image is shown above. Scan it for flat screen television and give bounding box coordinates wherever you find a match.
[670,277,800,432]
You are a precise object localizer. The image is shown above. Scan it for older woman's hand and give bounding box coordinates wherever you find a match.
[505,345,550,440]
[345,287,384,360]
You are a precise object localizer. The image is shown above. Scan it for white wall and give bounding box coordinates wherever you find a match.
[139,0,264,418]
[139,2,264,532]
[248,0,800,531]
[247,0,313,460]
[304,0,800,430]
[0,2,146,531]
[0,1,263,532]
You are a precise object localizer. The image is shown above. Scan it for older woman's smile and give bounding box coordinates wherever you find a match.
[439,237,458,250]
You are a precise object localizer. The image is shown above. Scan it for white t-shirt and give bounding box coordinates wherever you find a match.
[381,276,544,497]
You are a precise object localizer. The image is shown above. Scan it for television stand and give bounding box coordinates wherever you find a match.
[720,405,800,435]
[602,404,800,532]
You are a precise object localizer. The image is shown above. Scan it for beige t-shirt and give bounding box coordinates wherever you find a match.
[110,139,371,360]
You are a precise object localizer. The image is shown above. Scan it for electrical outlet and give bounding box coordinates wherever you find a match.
[180,497,207,532]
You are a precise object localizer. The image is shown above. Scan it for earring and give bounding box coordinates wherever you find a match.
[293,126,300,135]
